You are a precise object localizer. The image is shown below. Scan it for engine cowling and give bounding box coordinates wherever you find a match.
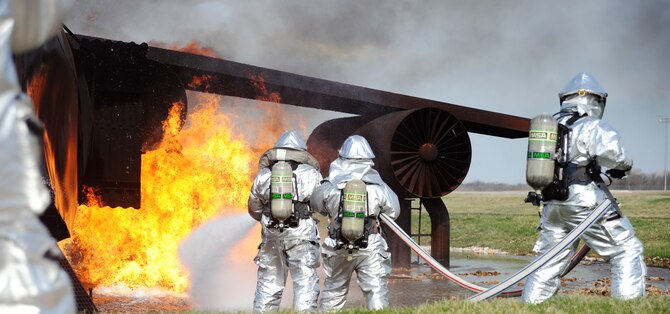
[356,107,471,198]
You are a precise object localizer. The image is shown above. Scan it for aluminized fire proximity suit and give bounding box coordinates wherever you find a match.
[0,1,76,313]
[248,131,323,312]
[522,73,646,303]
[310,135,400,311]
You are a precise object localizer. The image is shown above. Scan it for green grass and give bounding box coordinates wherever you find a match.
[390,295,670,314]
[647,197,670,204]
[410,190,670,265]
[184,295,670,314]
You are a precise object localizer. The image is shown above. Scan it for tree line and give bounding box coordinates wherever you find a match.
[459,169,669,191]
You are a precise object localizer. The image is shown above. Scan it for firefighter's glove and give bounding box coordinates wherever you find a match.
[606,169,627,179]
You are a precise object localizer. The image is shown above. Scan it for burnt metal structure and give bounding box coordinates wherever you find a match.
[18,31,529,287]
[145,36,527,267]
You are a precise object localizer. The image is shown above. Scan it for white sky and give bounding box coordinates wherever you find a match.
[65,0,670,184]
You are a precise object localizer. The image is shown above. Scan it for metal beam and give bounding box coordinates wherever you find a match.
[144,45,529,139]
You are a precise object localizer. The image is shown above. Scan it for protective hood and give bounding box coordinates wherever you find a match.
[257,130,320,171]
[327,157,385,187]
[274,130,307,150]
[328,135,384,187]
[338,135,375,159]
[558,72,607,119]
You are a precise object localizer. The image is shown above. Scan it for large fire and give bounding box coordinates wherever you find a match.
[67,74,300,293]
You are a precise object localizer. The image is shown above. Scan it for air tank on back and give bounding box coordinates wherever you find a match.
[270,161,294,222]
[526,113,558,191]
[341,179,367,242]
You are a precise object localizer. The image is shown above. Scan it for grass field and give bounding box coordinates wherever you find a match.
[187,295,670,314]
[345,296,670,314]
[411,190,670,267]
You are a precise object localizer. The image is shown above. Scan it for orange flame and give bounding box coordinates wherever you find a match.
[188,74,215,92]
[66,72,308,293]
[28,65,79,232]
[151,40,221,58]
[70,93,264,292]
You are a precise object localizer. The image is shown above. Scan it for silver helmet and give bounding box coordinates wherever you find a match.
[274,130,307,150]
[558,72,608,118]
[338,135,375,159]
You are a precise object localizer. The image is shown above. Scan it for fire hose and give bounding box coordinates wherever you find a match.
[379,212,523,297]
[379,183,618,301]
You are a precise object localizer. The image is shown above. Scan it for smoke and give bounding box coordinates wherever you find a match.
[64,0,670,183]
[178,212,258,311]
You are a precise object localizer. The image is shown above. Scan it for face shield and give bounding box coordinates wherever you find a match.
[560,93,606,119]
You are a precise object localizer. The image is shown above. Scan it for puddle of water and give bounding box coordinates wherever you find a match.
[340,251,670,309]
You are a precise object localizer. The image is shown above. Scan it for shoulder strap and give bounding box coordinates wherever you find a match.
[565,113,581,126]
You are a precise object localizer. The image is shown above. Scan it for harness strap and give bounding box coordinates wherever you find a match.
[564,161,601,186]
[565,113,582,126]
[293,202,312,219]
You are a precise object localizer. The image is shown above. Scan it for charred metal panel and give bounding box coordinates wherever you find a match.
[72,37,187,208]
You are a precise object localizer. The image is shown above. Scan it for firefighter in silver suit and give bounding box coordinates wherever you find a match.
[310,135,400,311]
[522,73,646,303]
[248,130,323,312]
[1,1,76,313]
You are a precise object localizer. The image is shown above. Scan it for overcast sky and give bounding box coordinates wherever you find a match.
[64,0,670,184]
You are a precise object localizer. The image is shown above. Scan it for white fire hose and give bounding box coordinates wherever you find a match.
[379,183,617,301]
[379,213,523,297]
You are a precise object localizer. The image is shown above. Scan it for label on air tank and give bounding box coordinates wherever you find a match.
[527,151,552,159]
[528,130,558,141]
